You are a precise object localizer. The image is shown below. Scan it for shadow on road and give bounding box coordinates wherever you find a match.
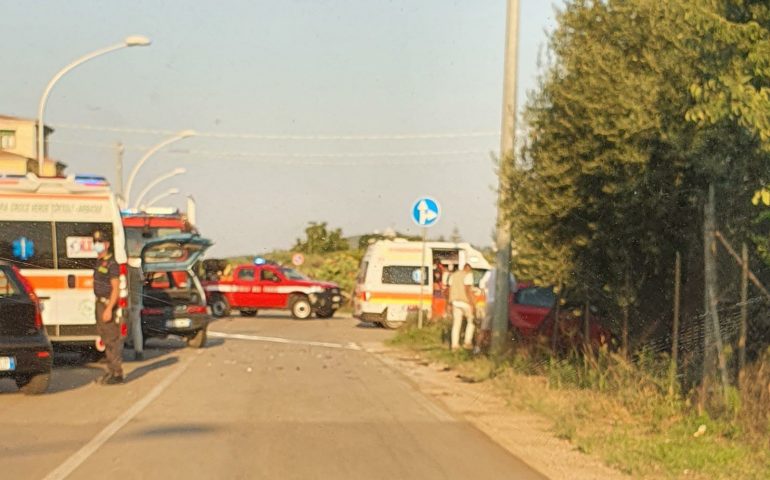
[125,356,179,383]
[356,321,381,329]
[130,423,220,438]
[0,362,105,395]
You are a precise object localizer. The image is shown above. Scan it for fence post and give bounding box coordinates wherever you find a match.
[670,251,681,395]
[739,243,748,386]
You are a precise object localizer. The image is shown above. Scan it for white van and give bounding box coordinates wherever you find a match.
[353,239,490,328]
[0,173,128,352]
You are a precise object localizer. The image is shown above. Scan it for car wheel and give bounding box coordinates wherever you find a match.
[210,296,231,318]
[240,309,258,317]
[290,295,312,320]
[15,373,50,395]
[187,328,207,349]
[315,307,335,319]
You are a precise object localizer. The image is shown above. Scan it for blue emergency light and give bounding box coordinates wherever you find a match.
[74,175,109,186]
[254,257,267,265]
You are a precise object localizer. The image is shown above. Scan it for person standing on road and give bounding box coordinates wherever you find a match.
[92,230,124,385]
[476,267,516,355]
[448,263,476,351]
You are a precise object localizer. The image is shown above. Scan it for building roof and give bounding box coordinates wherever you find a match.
[0,114,54,133]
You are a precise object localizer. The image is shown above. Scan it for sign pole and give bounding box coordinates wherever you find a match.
[418,227,427,329]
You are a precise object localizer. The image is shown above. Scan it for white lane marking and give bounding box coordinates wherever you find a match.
[208,330,363,351]
[42,353,199,480]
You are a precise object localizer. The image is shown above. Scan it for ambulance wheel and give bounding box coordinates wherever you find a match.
[380,311,403,330]
[15,373,50,395]
[210,296,231,318]
[187,328,207,349]
[289,295,312,320]
[240,309,258,317]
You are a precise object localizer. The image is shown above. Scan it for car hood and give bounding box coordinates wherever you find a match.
[141,234,213,273]
[291,279,338,290]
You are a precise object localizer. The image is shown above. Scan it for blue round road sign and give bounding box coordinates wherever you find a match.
[411,197,440,227]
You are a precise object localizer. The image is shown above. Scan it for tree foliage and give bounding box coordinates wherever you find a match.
[293,222,349,254]
[511,0,770,351]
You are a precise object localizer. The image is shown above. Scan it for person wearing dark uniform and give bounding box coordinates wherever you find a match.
[92,230,124,385]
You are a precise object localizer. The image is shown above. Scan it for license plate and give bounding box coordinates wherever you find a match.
[166,318,192,329]
[0,356,16,371]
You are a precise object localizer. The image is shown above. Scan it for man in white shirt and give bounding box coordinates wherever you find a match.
[448,263,476,351]
[477,267,516,354]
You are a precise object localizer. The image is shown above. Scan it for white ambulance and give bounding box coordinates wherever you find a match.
[353,239,490,328]
[0,173,128,353]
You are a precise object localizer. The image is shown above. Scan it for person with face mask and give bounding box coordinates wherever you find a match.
[92,230,124,384]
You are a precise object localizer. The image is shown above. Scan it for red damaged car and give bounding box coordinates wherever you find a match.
[510,283,612,349]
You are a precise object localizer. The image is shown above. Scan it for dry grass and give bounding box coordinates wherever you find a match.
[389,325,770,479]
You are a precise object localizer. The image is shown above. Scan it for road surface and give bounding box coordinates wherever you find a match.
[0,313,546,480]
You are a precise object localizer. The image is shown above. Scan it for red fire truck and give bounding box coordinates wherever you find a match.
[121,207,197,258]
[202,259,342,319]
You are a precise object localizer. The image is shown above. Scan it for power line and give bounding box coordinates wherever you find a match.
[49,139,491,166]
[50,123,500,141]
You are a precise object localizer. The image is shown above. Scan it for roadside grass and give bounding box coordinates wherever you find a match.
[388,324,770,479]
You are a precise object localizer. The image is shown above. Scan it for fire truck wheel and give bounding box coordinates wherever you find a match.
[210,296,231,318]
[240,309,258,317]
[187,328,207,349]
[289,295,312,320]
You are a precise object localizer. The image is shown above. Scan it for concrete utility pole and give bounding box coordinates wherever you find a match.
[115,142,125,200]
[491,0,520,355]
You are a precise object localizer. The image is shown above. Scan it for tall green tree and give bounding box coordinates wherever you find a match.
[512,0,770,355]
[293,222,349,254]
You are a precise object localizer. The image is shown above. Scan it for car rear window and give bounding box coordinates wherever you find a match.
[515,287,556,308]
[0,268,22,297]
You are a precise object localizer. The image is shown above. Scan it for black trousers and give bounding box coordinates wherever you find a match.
[95,302,123,377]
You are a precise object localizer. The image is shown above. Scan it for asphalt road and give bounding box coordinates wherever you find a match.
[0,313,546,480]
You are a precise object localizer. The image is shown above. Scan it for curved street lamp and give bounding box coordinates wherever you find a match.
[144,188,181,208]
[124,129,196,207]
[37,35,152,174]
[132,167,186,209]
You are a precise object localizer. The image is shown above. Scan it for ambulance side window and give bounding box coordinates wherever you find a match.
[382,266,428,285]
[0,221,55,269]
[56,222,114,269]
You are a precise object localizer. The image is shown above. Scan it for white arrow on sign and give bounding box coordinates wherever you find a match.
[418,200,438,225]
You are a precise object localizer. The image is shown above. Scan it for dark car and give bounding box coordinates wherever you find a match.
[139,234,213,348]
[0,262,53,394]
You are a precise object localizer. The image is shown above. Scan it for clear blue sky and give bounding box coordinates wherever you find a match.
[0,1,562,256]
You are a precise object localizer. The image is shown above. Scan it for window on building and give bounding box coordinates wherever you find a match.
[0,130,16,150]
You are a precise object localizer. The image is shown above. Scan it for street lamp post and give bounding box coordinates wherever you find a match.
[124,130,196,207]
[133,167,186,209]
[37,35,151,175]
[145,188,181,208]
